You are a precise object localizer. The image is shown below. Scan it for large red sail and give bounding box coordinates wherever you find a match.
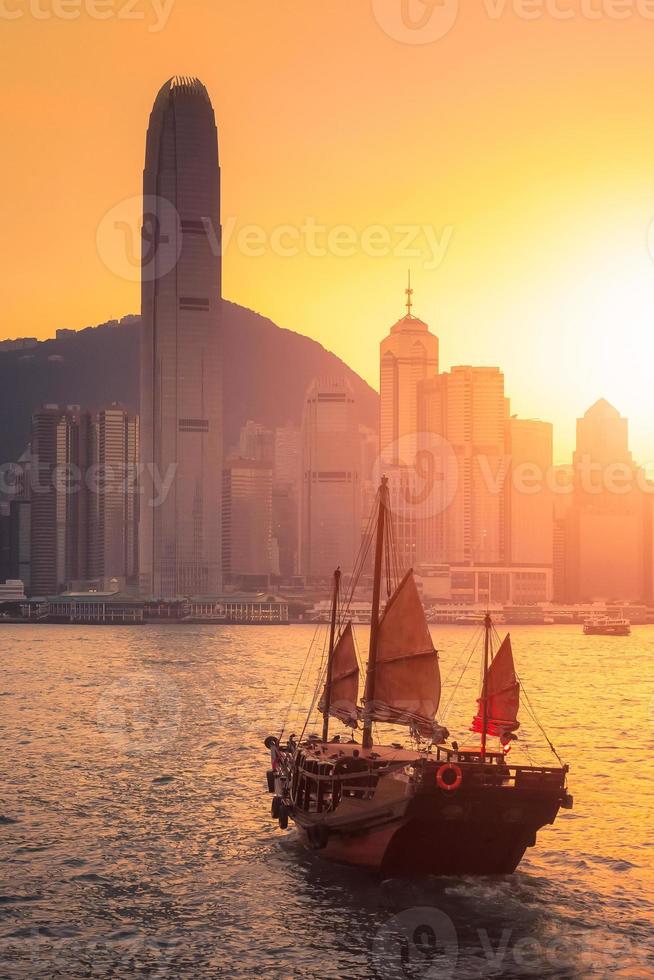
[471,634,520,740]
[366,570,441,737]
[319,622,360,728]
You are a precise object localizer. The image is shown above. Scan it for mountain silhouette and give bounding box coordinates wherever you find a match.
[0,301,379,463]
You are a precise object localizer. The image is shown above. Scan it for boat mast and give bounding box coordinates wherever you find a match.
[362,477,388,751]
[322,567,341,742]
[481,611,491,761]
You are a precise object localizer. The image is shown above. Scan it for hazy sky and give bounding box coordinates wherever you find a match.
[2,0,654,463]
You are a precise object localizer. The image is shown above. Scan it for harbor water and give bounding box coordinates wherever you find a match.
[1,624,653,979]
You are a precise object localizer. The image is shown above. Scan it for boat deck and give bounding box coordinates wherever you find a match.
[302,741,424,764]
[300,741,507,766]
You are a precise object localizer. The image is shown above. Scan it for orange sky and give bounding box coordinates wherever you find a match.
[2,0,654,463]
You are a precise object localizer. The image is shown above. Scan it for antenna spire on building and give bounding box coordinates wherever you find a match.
[405,270,413,316]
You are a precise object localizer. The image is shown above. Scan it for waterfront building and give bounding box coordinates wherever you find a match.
[415,563,552,604]
[0,579,26,601]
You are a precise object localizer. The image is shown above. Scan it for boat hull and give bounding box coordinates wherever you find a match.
[583,626,630,636]
[292,784,562,876]
[296,817,405,870]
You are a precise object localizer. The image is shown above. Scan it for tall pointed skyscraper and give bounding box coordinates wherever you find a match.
[139,77,222,597]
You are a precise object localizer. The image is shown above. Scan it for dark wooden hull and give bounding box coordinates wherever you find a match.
[383,784,561,875]
[293,783,563,876]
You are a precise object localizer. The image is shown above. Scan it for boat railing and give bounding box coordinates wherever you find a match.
[290,753,566,814]
[291,757,406,813]
[417,759,566,793]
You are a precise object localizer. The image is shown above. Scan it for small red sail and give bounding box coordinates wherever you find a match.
[471,634,520,741]
[366,570,441,737]
[319,622,360,728]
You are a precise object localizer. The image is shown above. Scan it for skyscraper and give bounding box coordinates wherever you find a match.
[273,424,301,578]
[300,378,361,581]
[139,77,222,598]
[0,451,31,592]
[379,277,439,466]
[504,418,553,567]
[222,457,274,583]
[87,405,139,588]
[419,367,508,565]
[564,400,649,601]
[30,405,87,595]
[28,403,140,596]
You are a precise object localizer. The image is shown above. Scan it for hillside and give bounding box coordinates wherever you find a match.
[0,302,379,462]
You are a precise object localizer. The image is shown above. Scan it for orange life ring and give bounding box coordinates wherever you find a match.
[436,763,463,792]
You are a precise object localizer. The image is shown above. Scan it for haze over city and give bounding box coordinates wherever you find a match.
[4,2,654,461]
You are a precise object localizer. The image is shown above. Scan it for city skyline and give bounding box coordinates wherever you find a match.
[4,4,654,463]
[1,68,653,605]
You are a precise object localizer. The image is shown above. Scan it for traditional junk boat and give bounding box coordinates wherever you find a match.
[264,479,573,875]
[583,616,631,637]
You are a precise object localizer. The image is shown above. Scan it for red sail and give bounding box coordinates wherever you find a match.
[319,622,360,728]
[471,634,520,740]
[367,570,441,737]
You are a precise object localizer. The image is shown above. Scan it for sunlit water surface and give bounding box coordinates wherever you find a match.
[1,624,653,979]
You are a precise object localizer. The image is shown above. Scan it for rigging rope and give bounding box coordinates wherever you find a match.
[298,623,330,742]
[517,674,567,768]
[337,490,378,632]
[439,622,485,725]
[278,621,323,741]
[492,619,565,765]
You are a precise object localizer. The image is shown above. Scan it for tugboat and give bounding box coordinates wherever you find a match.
[583,616,631,637]
[264,478,573,875]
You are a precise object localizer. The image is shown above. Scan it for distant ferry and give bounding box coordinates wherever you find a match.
[583,616,631,637]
